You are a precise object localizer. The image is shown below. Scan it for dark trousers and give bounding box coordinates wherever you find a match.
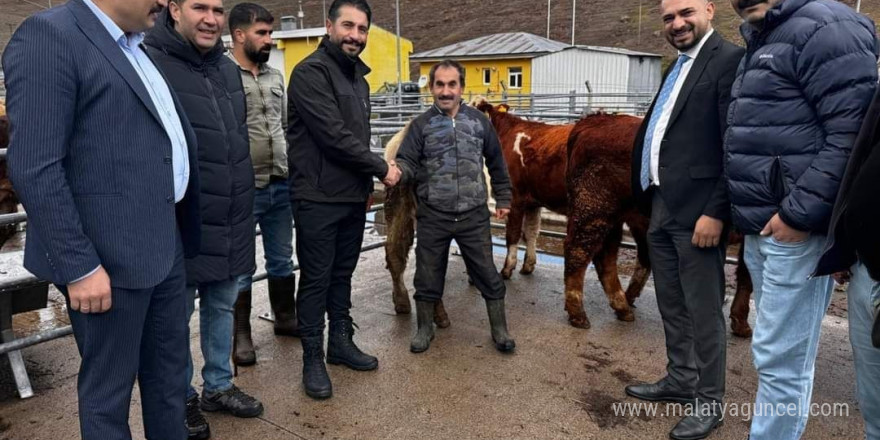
[413,205,505,303]
[648,190,727,404]
[62,236,188,440]
[292,200,365,337]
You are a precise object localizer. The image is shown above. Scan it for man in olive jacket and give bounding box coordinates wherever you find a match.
[286,0,400,400]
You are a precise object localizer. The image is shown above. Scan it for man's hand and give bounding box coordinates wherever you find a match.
[383,161,402,187]
[692,215,723,248]
[68,266,112,314]
[495,208,510,220]
[760,213,809,243]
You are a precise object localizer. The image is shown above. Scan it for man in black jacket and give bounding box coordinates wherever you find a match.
[627,1,743,438]
[145,0,263,438]
[814,87,880,440]
[395,60,515,355]
[287,0,400,400]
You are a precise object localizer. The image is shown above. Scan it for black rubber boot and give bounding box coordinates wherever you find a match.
[232,289,256,367]
[268,275,299,337]
[301,336,332,399]
[486,299,516,353]
[410,300,435,353]
[327,320,379,371]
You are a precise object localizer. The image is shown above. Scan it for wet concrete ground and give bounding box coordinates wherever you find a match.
[0,225,865,440]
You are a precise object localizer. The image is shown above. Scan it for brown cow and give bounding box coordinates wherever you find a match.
[383,101,754,336]
[475,102,652,328]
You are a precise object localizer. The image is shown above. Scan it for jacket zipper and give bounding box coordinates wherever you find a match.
[453,116,460,220]
[203,70,234,259]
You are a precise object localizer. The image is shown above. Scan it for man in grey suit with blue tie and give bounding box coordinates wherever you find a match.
[2,0,200,438]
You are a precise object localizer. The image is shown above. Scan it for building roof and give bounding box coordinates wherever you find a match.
[221,25,407,45]
[566,45,662,58]
[271,27,326,40]
[410,32,570,61]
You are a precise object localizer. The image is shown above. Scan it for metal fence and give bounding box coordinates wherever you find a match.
[367,91,652,138]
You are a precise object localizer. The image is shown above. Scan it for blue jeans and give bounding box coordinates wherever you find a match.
[744,234,834,440]
[185,279,238,397]
[237,179,294,291]
[848,263,880,440]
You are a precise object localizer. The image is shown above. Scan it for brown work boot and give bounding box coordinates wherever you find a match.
[232,289,256,367]
[268,275,299,337]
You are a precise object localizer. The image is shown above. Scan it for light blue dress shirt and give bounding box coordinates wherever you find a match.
[83,0,189,202]
[74,0,191,283]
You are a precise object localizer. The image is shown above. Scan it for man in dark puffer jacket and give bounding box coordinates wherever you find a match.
[145,1,261,438]
[724,0,877,438]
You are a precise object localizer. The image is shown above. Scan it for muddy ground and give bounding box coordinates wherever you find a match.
[0,206,861,440]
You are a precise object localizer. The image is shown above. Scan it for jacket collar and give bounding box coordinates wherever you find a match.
[144,8,225,67]
[319,36,371,78]
[741,0,812,42]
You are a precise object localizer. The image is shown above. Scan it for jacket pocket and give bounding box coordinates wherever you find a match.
[769,157,789,203]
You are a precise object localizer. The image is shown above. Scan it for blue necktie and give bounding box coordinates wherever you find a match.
[641,54,689,190]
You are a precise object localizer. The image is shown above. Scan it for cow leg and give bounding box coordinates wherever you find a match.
[563,211,615,329]
[730,244,753,338]
[520,206,542,275]
[501,202,525,279]
[384,185,416,314]
[624,212,652,306]
[593,223,635,322]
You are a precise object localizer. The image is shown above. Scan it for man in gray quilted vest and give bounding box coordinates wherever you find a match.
[395,60,516,354]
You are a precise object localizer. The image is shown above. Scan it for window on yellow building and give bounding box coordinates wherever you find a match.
[482,68,491,85]
[508,67,523,89]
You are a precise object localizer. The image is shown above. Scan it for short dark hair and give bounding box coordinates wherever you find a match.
[429,60,466,88]
[328,0,372,26]
[229,3,274,33]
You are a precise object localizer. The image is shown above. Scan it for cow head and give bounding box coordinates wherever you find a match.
[471,96,511,118]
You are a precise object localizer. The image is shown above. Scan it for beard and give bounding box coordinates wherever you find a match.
[666,24,705,52]
[244,40,271,64]
[333,36,365,59]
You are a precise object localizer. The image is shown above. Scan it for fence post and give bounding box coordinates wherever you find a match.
[569,90,576,114]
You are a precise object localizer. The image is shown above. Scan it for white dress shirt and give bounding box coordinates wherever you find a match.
[650,28,715,186]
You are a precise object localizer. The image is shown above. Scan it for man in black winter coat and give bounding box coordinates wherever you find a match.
[286,0,401,400]
[814,86,880,440]
[145,0,262,438]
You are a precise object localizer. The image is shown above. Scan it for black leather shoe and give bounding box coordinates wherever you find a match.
[200,385,264,418]
[670,413,724,440]
[327,320,379,370]
[625,378,694,404]
[301,336,332,399]
[186,394,210,440]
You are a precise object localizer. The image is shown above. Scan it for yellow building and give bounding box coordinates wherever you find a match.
[410,32,569,99]
[229,26,413,93]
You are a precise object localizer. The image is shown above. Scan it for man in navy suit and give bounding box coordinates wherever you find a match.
[2,0,200,438]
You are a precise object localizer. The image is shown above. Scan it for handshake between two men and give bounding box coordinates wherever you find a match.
[383,160,402,187]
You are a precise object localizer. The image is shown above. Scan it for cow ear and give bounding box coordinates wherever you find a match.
[498,104,510,113]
